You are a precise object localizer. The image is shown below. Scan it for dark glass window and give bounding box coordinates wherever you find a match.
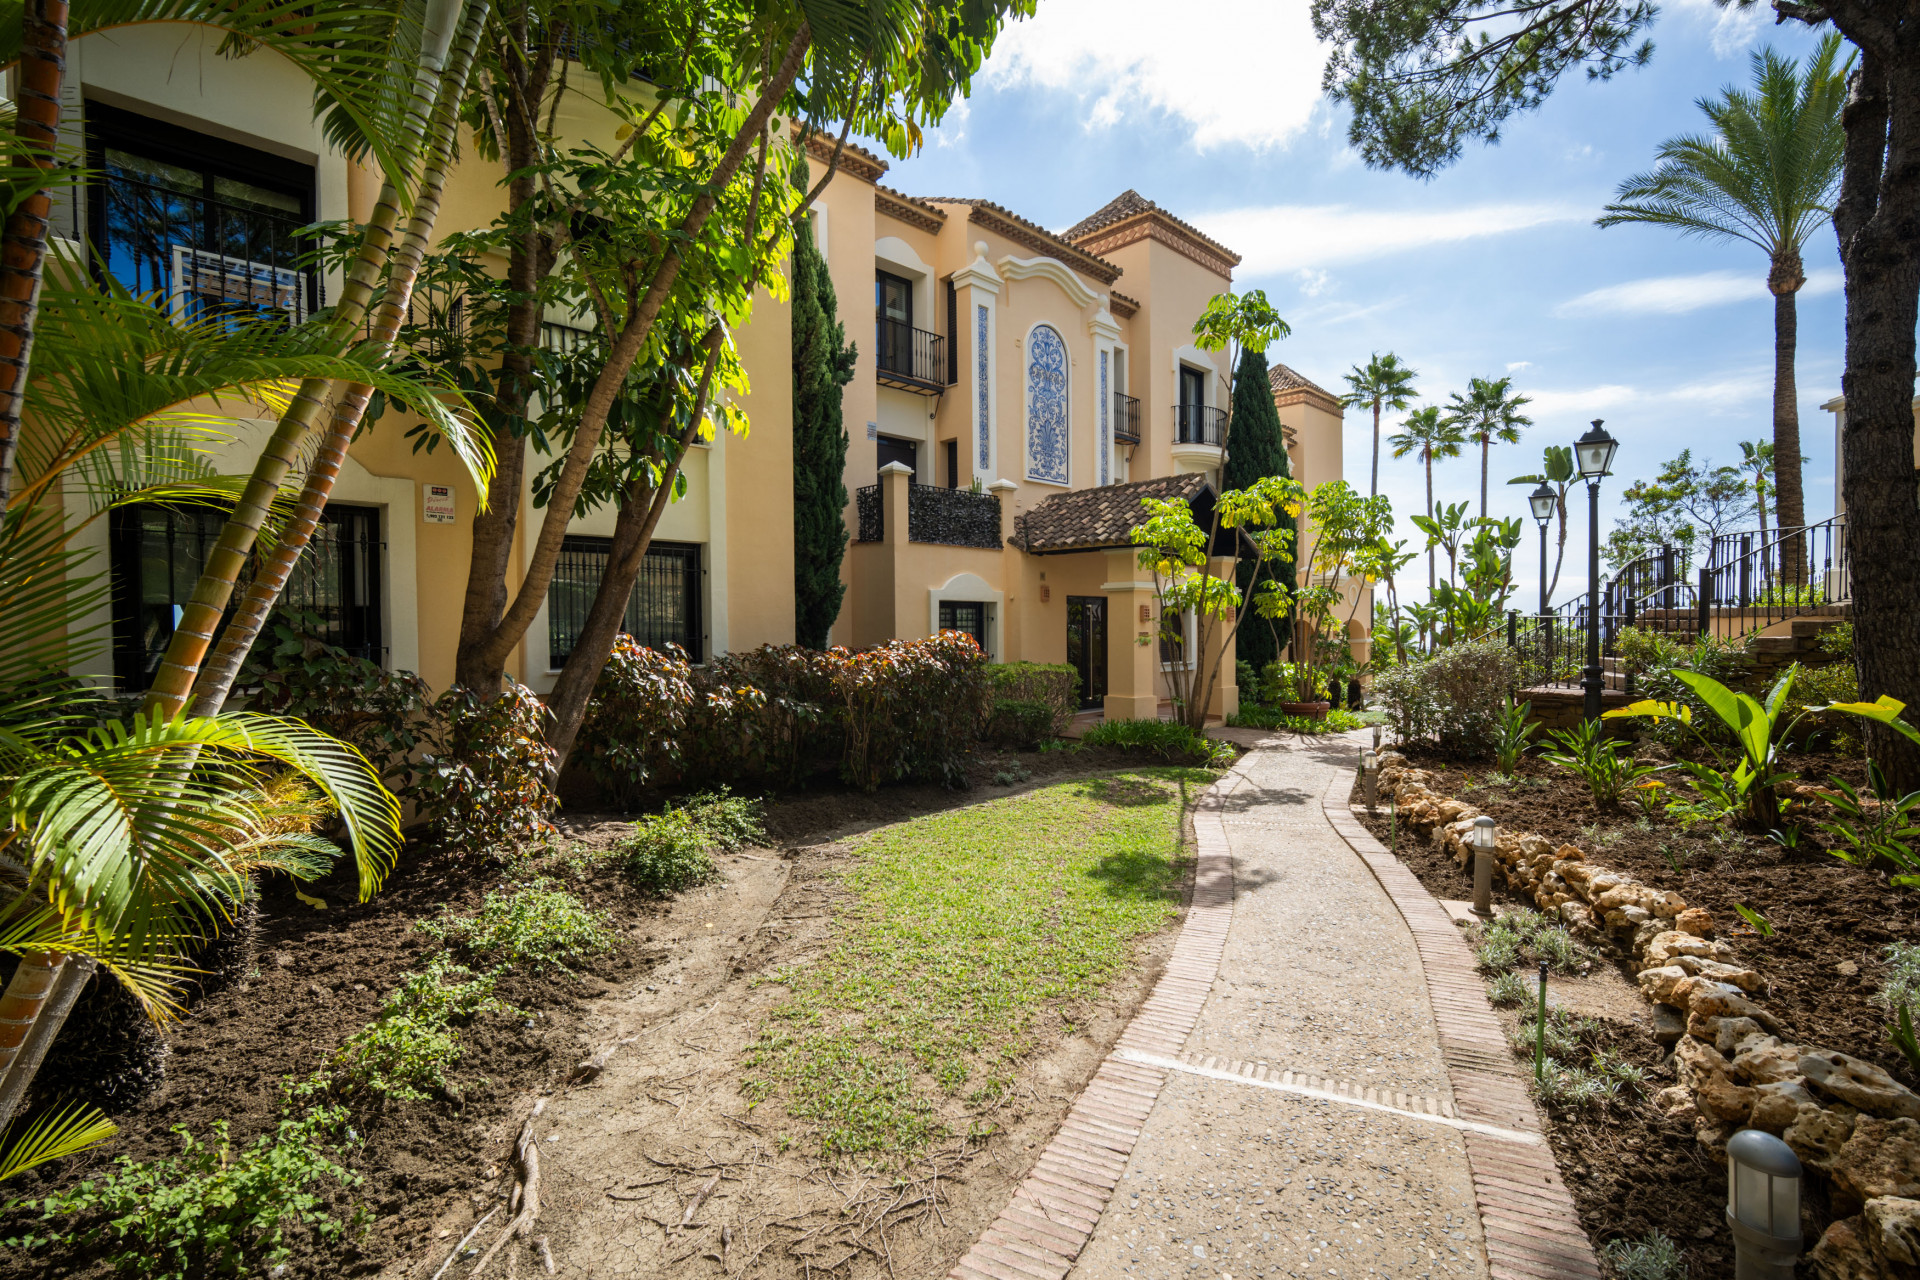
[111,504,384,691]
[548,538,702,665]
[938,601,986,653]
[88,102,317,324]
[876,271,913,324]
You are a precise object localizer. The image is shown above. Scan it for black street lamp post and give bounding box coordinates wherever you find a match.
[1528,481,1555,617]
[1575,420,1620,723]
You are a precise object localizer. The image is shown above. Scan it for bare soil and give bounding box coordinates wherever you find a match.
[1,741,1202,1280]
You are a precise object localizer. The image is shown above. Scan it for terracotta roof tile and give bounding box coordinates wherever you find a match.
[1014,474,1211,553]
[919,197,1124,286]
[1269,362,1337,400]
[1064,190,1241,268]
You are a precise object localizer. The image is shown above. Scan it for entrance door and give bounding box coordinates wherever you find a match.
[877,434,917,480]
[1065,596,1108,708]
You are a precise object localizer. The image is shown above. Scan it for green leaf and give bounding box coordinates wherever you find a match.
[0,1102,118,1182]
[1732,903,1774,937]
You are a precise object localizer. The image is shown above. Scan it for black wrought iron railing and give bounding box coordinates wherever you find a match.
[853,482,1000,548]
[875,316,948,388]
[100,174,318,324]
[547,537,701,666]
[1697,514,1848,634]
[1173,403,1226,446]
[1114,392,1141,444]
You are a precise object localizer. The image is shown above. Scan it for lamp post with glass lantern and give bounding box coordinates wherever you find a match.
[1528,481,1556,617]
[1574,421,1620,724]
[1726,1128,1802,1279]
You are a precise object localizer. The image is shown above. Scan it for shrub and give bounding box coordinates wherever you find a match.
[614,809,722,895]
[1614,626,1748,748]
[987,662,1080,736]
[986,699,1056,749]
[422,879,612,969]
[1494,699,1538,774]
[324,956,512,1101]
[1543,719,1659,807]
[1601,1232,1685,1280]
[1486,971,1528,1007]
[414,679,558,853]
[12,1108,360,1280]
[1372,637,1520,756]
[1081,719,1232,765]
[1227,706,1366,733]
[1879,943,1920,1075]
[677,786,765,851]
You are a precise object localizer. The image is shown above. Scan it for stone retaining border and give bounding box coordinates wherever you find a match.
[1320,774,1605,1280]
[943,762,1244,1280]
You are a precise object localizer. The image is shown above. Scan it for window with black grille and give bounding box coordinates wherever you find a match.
[87,102,318,325]
[110,503,384,691]
[547,538,702,666]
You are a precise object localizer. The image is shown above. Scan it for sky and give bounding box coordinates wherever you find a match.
[876,0,1844,609]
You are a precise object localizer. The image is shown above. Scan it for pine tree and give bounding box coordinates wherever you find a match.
[792,213,857,649]
[1224,347,1294,670]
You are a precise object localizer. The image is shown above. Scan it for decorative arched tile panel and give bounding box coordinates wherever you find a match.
[1025,324,1069,485]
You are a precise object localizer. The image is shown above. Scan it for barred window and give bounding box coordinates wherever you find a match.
[547,538,702,666]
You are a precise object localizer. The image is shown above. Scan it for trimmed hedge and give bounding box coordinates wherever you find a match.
[986,699,1055,749]
[987,662,1080,736]
[575,633,991,801]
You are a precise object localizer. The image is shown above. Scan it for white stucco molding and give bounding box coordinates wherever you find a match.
[950,240,1002,295]
[928,571,1005,662]
[986,479,1018,492]
[997,254,1103,310]
[1088,307,1122,342]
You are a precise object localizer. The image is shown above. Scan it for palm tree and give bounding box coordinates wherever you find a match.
[1444,375,1533,518]
[1340,352,1419,497]
[1387,406,1467,592]
[1739,439,1776,540]
[1598,34,1848,579]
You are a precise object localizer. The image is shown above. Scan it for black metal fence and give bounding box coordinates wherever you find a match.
[876,317,948,387]
[1698,514,1848,635]
[853,482,1000,548]
[547,537,702,665]
[855,484,884,542]
[99,173,318,324]
[1114,392,1141,443]
[1174,403,1226,446]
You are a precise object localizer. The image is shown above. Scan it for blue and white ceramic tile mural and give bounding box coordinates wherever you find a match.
[1098,349,1110,486]
[976,304,990,472]
[1025,324,1069,485]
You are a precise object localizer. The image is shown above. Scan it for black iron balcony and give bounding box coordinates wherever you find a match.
[875,316,949,393]
[853,482,1001,548]
[1173,403,1226,446]
[1113,392,1141,444]
[100,172,318,323]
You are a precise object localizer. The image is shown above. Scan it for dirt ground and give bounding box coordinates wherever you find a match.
[1,740,1203,1280]
[1352,746,1909,1277]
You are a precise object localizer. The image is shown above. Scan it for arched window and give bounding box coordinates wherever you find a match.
[1025,324,1069,484]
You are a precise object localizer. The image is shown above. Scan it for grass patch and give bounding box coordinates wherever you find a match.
[1472,908,1595,976]
[420,879,613,969]
[744,769,1207,1164]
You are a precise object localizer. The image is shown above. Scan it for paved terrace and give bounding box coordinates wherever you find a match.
[947,732,1601,1280]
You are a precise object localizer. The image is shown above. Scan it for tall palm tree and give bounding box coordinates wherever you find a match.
[1598,34,1848,579]
[1340,352,1419,497]
[1739,439,1776,540]
[1387,406,1467,592]
[1444,375,1533,518]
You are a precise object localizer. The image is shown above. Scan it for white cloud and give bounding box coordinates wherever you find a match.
[985,0,1328,150]
[1293,268,1331,298]
[1506,360,1533,373]
[1555,269,1842,317]
[1673,0,1764,58]
[1189,202,1589,275]
[1522,372,1771,419]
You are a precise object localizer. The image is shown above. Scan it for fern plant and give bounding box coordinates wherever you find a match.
[1494,699,1538,774]
[1542,719,1659,806]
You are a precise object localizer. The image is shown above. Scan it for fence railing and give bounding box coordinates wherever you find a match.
[1173,403,1226,446]
[1697,513,1848,635]
[853,482,1001,548]
[855,484,884,542]
[1114,392,1141,443]
[875,316,948,388]
[101,173,319,324]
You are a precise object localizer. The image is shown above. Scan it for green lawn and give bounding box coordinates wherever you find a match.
[745,769,1208,1163]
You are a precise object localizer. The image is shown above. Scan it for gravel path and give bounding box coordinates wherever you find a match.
[1068,734,1491,1280]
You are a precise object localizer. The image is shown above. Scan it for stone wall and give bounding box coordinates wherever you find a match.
[1379,750,1919,1277]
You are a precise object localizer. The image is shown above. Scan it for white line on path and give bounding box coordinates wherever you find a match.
[1114,1048,1544,1145]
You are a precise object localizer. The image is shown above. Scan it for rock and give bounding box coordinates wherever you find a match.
[1604,905,1652,930]
[1810,1215,1885,1280]
[1731,1036,1805,1084]
[1685,982,1781,1031]
[1694,1117,1731,1157]
[1669,954,1766,992]
[1642,930,1737,967]
[1833,1118,1920,1209]
[1650,890,1688,918]
[1558,901,1598,931]
[1654,1085,1697,1123]
[1555,843,1583,862]
[1639,965,1691,1003]
[1802,1050,1920,1121]
[1697,1073,1757,1124]
[1651,1004,1688,1046]
[1676,907,1714,937]
[1632,919,1666,955]
[1867,1197,1920,1269]
[1672,1036,1734,1091]
[1751,1081,1819,1134]
[1786,1103,1860,1173]
[1712,1016,1768,1055]
[1434,799,1476,824]
[1517,832,1554,859]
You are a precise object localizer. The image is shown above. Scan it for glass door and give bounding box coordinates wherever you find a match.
[1066,596,1108,708]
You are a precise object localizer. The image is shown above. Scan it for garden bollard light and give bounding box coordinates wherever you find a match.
[1535,959,1549,1082]
[1362,750,1379,814]
[1469,816,1497,917]
[1726,1129,1802,1280]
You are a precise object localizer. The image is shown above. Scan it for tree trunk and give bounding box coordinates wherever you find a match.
[1370,401,1380,496]
[0,0,68,515]
[0,955,92,1128]
[1549,491,1568,603]
[1833,49,1920,790]
[1769,251,1807,587]
[189,0,490,715]
[455,26,810,695]
[1479,434,1490,519]
[1424,453,1435,593]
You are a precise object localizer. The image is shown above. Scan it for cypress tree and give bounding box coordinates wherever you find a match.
[791,210,857,649]
[1223,346,1294,671]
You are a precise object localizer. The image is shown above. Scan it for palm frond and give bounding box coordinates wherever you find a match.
[0,1103,118,1183]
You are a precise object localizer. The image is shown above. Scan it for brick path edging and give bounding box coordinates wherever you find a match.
[1320,775,1604,1280]
[943,763,1244,1280]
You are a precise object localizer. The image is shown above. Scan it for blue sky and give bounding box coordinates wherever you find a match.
[881,0,1842,607]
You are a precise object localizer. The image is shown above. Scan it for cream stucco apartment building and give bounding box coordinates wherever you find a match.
[43,34,1353,722]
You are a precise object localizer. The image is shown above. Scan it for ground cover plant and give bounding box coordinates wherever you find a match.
[743,770,1205,1162]
[1079,718,1235,765]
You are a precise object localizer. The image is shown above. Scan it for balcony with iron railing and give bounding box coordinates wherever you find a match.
[1113,392,1141,444]
[100,173,319,324]
[854,481,1001,549]
[875,316,949,394]
[1172,403,1226,447]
